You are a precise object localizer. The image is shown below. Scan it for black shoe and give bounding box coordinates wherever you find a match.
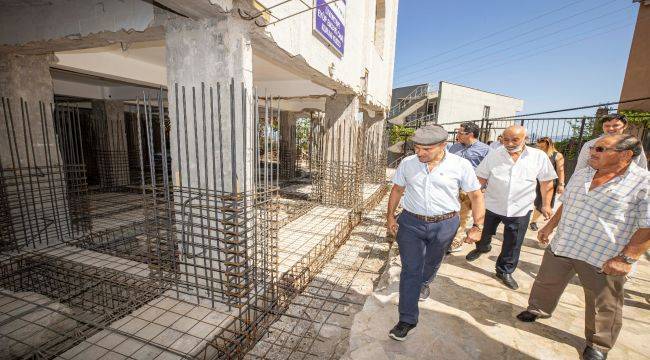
[496,272,519,290]
[516,310,539,322]
[582,346,607,360]
[529,222,539,231]
[466,247,491,261]
[388,321,416,341]
[419,285,430,301]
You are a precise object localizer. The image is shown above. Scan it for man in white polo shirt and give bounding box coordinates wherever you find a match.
[386,125,485,341]
[466,125,557,290]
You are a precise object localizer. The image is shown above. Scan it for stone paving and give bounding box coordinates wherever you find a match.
[344,227,650,360]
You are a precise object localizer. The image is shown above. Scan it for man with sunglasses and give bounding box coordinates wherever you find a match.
[517,134,649,360]
[575,114,647,171]
[466,125,557,290]
[386,125,485,341]
[447,122,491,253]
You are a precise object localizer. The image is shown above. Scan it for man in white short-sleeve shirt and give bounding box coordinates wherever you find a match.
[385,125,485,341]
[466,125,557,290]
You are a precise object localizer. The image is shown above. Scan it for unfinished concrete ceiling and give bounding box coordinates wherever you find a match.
[52,40,333,99]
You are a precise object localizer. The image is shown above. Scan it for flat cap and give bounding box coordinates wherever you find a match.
[411,125,447,145]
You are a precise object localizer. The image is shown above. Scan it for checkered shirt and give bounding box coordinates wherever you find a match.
[550,162,650,268]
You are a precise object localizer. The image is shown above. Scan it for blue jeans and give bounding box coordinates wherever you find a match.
[396,211,460,325]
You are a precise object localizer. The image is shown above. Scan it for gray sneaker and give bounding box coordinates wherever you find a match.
[419,284,430,301]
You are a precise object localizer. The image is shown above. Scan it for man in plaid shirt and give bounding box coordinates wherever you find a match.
[517,134,650,360]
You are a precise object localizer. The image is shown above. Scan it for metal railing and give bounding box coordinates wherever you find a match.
[402,113,437,128]
[395,115,649,181]
[388,84,430,119]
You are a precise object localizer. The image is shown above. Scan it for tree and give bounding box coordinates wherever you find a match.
[389,125,415,145]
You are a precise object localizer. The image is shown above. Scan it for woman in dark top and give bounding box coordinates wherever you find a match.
[530,137,565,231]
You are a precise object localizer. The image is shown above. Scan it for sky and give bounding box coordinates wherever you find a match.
[392,0,640,116]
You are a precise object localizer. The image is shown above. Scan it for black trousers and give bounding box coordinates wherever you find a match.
[475,209,532,274]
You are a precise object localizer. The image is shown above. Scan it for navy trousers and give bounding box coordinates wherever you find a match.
[396,211,460,325]
[475,209,532,275]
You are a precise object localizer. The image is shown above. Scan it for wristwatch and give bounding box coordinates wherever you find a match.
[472,224,483,231]
[618,253,637,264]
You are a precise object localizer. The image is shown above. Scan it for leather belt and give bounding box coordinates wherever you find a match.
[404,210,458,223]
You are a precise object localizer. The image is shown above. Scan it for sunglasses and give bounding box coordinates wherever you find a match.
[589,146,623,153]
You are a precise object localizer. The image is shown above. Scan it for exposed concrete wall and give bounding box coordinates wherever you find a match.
[0,0,156,47]
[619,3,650,111]
[165,14,254,192]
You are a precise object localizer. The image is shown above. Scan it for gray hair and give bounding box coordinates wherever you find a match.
[614,134,642,157]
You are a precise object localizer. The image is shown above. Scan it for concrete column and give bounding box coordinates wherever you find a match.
[166,14,253,193]
[279,111,297,179]
[91,100,129,189]
[0,54,57,168]
[362,111,387,183]
[315,94,363,207]
[164,15,255,305]
[322,94,361,164]
[0,53,72,248]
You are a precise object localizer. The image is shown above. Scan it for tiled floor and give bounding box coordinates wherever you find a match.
[58,291,235,359]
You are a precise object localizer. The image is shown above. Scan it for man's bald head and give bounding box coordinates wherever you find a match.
[503,125,527,137]
[501,125,527,153]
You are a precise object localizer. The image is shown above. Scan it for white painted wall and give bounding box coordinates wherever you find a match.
[257,0,399,110]
[436,82,524,139]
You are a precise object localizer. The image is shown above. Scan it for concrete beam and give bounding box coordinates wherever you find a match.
[155,0,234,19]
[54,43,167,87]
[0,0,170,55]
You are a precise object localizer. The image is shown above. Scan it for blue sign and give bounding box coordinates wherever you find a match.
[313,0,346,56]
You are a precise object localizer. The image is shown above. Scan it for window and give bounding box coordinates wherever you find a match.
[483,105,491,119]
[427,101,437,115]
[374,0,386,56]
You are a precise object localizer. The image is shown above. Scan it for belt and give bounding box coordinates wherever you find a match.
[404,210,458,223]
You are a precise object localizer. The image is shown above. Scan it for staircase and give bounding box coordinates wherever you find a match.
[388,84,430,120]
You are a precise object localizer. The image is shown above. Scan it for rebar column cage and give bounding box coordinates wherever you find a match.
[135,83,280,309]
[310,119,366,209]
[363,122,388,184]
[0,98,90,252]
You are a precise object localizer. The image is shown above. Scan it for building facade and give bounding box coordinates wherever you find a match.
[389,81,524,141]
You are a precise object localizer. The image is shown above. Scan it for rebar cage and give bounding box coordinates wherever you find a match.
[0,78,391,359]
